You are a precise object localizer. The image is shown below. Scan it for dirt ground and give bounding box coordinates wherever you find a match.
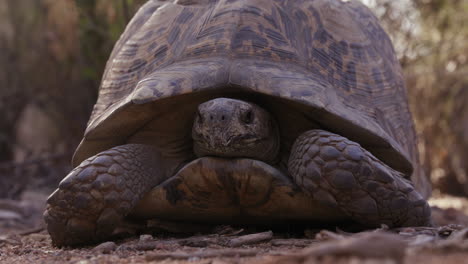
[1,191,468,264]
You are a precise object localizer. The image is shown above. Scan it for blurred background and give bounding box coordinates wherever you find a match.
[0,0,467,201]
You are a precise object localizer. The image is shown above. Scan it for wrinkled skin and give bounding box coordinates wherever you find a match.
[45,97,432,247]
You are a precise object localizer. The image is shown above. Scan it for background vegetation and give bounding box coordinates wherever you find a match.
[0,0,467,198]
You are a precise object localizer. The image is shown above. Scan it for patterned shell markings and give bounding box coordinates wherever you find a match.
[79,0,430,198]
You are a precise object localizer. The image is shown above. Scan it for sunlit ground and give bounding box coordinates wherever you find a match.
[429,192,468,215]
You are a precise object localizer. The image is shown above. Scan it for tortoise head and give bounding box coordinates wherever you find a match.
[192,98,280,163]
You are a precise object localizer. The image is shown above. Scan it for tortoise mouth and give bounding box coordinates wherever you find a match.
[130,157,347,224]
[192,136,269,159]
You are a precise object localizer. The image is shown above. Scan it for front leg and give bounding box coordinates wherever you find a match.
[44,144,170,247]
[288,130,432,227]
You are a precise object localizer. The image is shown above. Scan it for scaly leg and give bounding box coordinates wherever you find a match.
[44,144,170,246]
[288,130,432,227]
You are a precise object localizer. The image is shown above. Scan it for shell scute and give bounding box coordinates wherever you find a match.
[75,0,430,198]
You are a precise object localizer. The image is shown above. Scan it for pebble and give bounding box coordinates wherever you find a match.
[93,241,116,254]
[139,234,153,242]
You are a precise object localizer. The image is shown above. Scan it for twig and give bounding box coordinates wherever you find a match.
[132,235,221,250]
[145,248,258,261]
[227,231,273,247]
[314,230,345,241]
[214,225,244,236]
[147,219,213,233]
[271,239,314,247]
[176,235,219,247]
[17,226,45,236]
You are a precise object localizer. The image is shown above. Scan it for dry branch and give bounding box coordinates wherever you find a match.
[145,248,258,261]
[146,219,213,233]
[227,231,273,247]
[270,239,314,247]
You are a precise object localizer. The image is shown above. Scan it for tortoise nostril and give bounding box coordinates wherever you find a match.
[221,115,225,120]
[210,115,213,121]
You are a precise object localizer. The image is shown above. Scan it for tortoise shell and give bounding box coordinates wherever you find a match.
[73,0,430,198]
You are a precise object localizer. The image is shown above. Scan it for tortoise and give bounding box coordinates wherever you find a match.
[44,0,433,247]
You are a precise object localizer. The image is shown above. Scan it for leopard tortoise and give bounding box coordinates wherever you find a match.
[44,0,432,246]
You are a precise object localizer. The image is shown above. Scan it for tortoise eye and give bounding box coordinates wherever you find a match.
[242,110,254,124]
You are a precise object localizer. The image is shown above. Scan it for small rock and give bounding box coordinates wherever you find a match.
[93,241,117,253]
[139,234,153,242]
